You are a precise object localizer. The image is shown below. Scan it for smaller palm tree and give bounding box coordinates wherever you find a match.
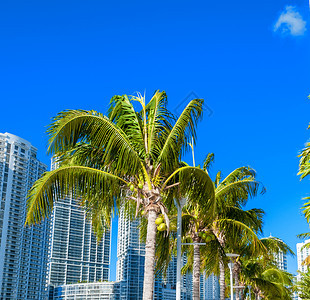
[237,237,294,300]
[156,154,266,300]
[206,162,266,300]
[243,259,294,299]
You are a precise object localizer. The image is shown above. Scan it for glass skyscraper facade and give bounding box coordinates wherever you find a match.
[116,209,145,300]
[0,132,49,299]
[47,159,111,299]
[47,195,111,287]
[200,273,220,300]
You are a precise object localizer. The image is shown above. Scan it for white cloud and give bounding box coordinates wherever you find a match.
[274,6,306,36]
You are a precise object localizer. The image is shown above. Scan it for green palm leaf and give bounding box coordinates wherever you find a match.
[26,165,127,226]
[47,109,143,175]
[158,98,204,172]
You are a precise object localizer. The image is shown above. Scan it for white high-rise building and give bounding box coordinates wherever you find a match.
[0,132,49,299]
[297,239,310,274]
[275,250,288,271]
[47,159,111,299]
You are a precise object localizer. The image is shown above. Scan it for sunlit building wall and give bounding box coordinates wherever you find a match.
[297,239,310,274]
[0,132,48,299]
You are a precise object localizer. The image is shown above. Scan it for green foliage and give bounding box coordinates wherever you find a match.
[295,270,310,299]
[240,237,294,299]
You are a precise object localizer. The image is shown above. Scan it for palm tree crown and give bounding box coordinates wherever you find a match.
[25,91,215,300]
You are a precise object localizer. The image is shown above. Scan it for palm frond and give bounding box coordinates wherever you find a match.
[260,237,295,256]
[203,153,215,172]
[301,198,310,223]
[108,94,145,156]
[157,98,204,172]
[47,109,143,175]
[26,165,127,226]
[297,232,310,239]
[215,179,264,207]
[224,207,264,234]
[144,90,175,159]
[216,218,267,256]
[298,141,310,179]
[162,166,215,216]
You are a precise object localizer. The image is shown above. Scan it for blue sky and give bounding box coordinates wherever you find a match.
[0,0,310,278]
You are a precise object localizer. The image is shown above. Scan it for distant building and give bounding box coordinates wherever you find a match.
[47,159,111,298]
[53,281,120,300]
[0,132,48,299]
[201,273,220,300]
[264,236,288,271]
[116,208,147,300]
[297,239,310,274]
[275,250,287,271]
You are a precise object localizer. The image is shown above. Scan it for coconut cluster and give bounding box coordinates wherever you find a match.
[155,216,177,232]
[198,231,216,242]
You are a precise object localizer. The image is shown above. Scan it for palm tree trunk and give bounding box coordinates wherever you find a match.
[193,243,200,300]
[234,266,240,300]
[239,282,245,300]
[143,209,157,300]
[234,273,240,300]
[240,290,244,300]
[219,259,226,300]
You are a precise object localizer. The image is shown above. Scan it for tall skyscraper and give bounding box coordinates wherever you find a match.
[116,208,145,300]
[47,159,111,297]
[0,132,48,299]
[297,239,310,274]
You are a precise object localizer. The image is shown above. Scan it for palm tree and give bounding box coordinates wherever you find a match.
[241,258,293,299]
[162,154,265,300]
[205,163,266,300]
[25,91,215,300]
[237,236,294,300]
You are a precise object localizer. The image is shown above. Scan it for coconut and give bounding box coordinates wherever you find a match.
[157,223,167,231]
[155,217,164,225]
[205,235,212,242]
